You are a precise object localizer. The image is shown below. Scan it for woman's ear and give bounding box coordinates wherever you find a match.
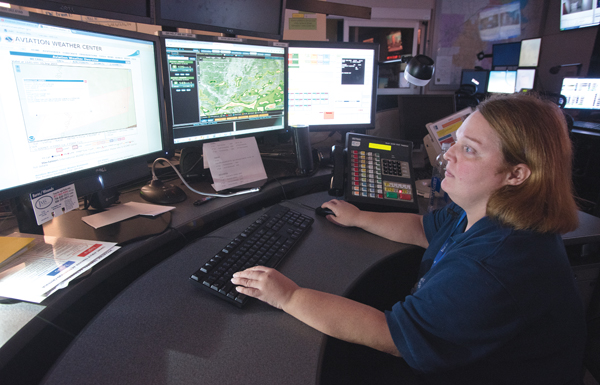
[506,163,531,186]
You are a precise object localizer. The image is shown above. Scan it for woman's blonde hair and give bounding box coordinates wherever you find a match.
[477,93,579,234]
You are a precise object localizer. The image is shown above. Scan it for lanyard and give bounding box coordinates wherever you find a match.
[432,211,467,266]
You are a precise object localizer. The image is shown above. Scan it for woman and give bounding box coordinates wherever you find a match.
[231,93,586,384]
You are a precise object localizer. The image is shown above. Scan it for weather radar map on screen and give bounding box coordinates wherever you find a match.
[162,35,286,146]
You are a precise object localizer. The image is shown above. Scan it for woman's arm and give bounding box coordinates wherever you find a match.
[321,199,429,248]
[231,266,400,356]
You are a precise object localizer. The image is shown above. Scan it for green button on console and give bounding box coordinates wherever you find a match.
[386,191,398,199]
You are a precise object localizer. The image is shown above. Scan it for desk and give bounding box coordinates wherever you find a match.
[31,191,600,385]
[2,181,600,384]
[0,170,331,384]
[37,191,422,385]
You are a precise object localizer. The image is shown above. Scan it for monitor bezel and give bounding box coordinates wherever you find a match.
[155,0,286,41]
[285,40,379,133]
[6,0,156,25]
[0,9,168,202]
[160,32,289,150]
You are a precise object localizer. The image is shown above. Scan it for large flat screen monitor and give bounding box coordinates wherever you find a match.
[287,41,379,132]
[6,0,155,24]
[492,42,521,69]
[0,10,166,202]
[516,69,536,91]
[487,70,517,94]
[156,0,285,40]
[460,69,489,94]
[161,33,287,147]
[518,37,542,67]
[561,77,600,110]
[560,0,600,31]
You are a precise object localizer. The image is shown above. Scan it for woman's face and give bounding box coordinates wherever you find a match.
[441,111,510,214]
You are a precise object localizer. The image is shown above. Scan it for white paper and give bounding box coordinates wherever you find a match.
[81,202,175,229]
[0,233,119,303]
[203,137,267,192]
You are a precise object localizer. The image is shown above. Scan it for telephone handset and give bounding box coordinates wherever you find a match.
[329,132,419,213]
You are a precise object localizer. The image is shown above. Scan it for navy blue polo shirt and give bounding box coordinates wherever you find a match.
[385,203,586,384]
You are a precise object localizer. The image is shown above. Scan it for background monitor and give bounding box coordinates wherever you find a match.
[397,95,456,145]
[6,0,155,24]
[460,69,489,94]
[0,10,166,202]
[487,70,517,93]
[161,34,287,147]
[560,0,600,31]
[492,42,521,68]
[561,77,600,110]
[287,41,379,132]
[515,69,536,91]
[156,0,285,40]
[518,37,542,67]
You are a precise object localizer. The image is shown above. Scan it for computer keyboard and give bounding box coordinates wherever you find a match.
[190,204,314,307]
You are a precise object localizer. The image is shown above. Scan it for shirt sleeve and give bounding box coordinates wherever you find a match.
[385,257,523,373]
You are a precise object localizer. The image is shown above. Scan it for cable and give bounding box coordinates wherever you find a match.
[150,158,260,198]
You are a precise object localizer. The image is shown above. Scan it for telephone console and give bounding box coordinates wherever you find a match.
[329,133,419,213]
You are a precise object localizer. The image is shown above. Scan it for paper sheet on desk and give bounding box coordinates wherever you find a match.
[0,233,119,303]
[82,202,175,229]
[203,137,267,192]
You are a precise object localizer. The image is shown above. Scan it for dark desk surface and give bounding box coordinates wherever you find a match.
[39,191,420,385]
[37,191,600,385]
[0,169,331,382]
[2,169,600,384]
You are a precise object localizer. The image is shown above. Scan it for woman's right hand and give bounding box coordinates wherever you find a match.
[320,199,362,228]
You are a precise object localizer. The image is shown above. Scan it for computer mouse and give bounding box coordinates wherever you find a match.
[315,206,335,217]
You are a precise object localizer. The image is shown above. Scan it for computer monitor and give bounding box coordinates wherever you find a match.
[460,70,489,94]
[561,78,600,110]
[287,41,379,132]
[492,42,521,69]
[518,37,542,67]
[397,95,456,145]
[0,10,166,203]
[487,70,517,93]
[7,0,154,24]
[515,69,536,92]
[560,0,600,31]
[155,0,285,40]
[161,33,286,147]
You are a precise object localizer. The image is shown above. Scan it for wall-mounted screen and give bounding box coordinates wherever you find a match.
[560,0,600,31]
[7,0,154,24]
[460,70,489,94]
[487,70,517,93]
[492,42,521,69]
[561,77,600,110]
[516,69,536,91]
[518,37,542,67]
[161,34,286,147]
[287,41,379,132]
[156,0,285,40]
